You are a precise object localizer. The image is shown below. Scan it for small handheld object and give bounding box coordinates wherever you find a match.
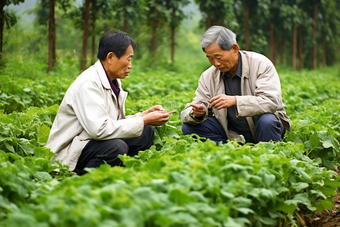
[168,110,177,114]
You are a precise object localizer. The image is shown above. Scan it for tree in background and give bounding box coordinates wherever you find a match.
[192,0,340,69]
[242,0,250,51]
[90,0,97,64]
[68,0,109,70]
[267,1,283,65]
[166,0,190,65]
[89,0,109,64]
[4,0,340,71]
[319,0,340,66]
[81,0,90,71]
[279,1,305,70]
[145,0,169,63]
[237,0,257,51]
[235,0,270,52]
[47,0,55,72]
[37,0,72,72]
[311,0,319,69]
[290,0,325,70]
[112,0,144,34]
[296,1,309,71]
[0,0,24,65]
[194,0,236,30]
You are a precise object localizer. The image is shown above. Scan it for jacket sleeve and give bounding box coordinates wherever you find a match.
[236,58,283,117]
[74,80,144,140]
[181,73,210,124]
[125,112,143,118]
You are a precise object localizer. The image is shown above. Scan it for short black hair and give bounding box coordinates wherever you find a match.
[97,30,136,60]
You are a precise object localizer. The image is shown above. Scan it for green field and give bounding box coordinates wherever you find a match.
[1,48,340,226]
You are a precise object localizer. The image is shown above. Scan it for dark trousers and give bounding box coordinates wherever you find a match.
[75,125,154,171]
[182,114,284,144]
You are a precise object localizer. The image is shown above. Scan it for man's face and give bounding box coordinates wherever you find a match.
[205,42,239,74]
[108,45,134,80]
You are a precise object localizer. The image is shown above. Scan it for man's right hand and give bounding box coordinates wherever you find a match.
[143,111,169,126]
[190,103,205,117]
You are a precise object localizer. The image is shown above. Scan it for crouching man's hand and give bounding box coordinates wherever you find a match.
[190,103,205,117]
[142,105,169,126]
[209,95,236,109]
[142,105,166,116]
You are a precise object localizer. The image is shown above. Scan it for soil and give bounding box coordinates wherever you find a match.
[306,194,340,227]
[302,168,340,227]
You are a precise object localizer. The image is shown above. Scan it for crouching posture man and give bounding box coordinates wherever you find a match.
[181,26,290,144]
[46,30,169,173]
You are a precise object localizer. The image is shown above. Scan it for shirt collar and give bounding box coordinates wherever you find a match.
[99,61,120,97]
[226,51,242,78]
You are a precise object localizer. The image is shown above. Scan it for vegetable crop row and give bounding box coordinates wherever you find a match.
[0,60,340,226]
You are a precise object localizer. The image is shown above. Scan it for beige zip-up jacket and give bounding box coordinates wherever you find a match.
[181,51,290,143]
[46,60,144,171]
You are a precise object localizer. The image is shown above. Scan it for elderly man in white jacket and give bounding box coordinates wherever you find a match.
[46,30,169,174]
[181,26,290,144]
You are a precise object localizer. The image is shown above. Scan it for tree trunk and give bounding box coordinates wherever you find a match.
[245,4,250,50]
[207,15,211,30]
[215,17,221,26]
[313,3,318,69]
[91,0,96,65]
[215,0,220,25]
[270,22,275,64]
[292,23,297,70]
[151,7,158,63]
[0,3,4,53]
[48,0,56,72]
[334,48,338,65]
[280,31,285,65]
[123,20,128,33]
[273,30,277,65]
[81,0,91,71]
[322,38,326,67]
[170,8,175,66]
[299,27,303,70]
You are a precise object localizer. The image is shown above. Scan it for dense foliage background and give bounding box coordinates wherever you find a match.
[1,0,340,226]
[3,0,340,71]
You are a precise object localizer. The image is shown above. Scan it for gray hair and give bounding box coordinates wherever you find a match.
[201,26,238,51]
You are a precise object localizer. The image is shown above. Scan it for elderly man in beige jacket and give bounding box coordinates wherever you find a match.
[181,26,290,144]
[46,30,169,174]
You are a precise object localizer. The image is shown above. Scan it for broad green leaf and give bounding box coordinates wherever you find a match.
[234,207,254,215]
[34,171,52,182]
[38,124,50,144]
[189,191,208,203]
[309,132,321,149]
[255,215,278,225]
[319,198,334,210]
[286,193,316,212]
[168,188,194,205]
[276,202,297,214]
[233,196,252,208]
[291,182,309,192]
[322,140,334,149]
[4,212,38,227]
[4,141,15,153]
[223,217,244,227]
[221,190,235,199]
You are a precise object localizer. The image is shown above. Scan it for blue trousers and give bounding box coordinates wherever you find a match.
[182,114,284,144]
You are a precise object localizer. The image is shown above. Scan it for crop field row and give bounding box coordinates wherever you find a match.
[0,56,340,226]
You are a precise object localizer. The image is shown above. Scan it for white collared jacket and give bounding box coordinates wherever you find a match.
[46,60,144,171]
